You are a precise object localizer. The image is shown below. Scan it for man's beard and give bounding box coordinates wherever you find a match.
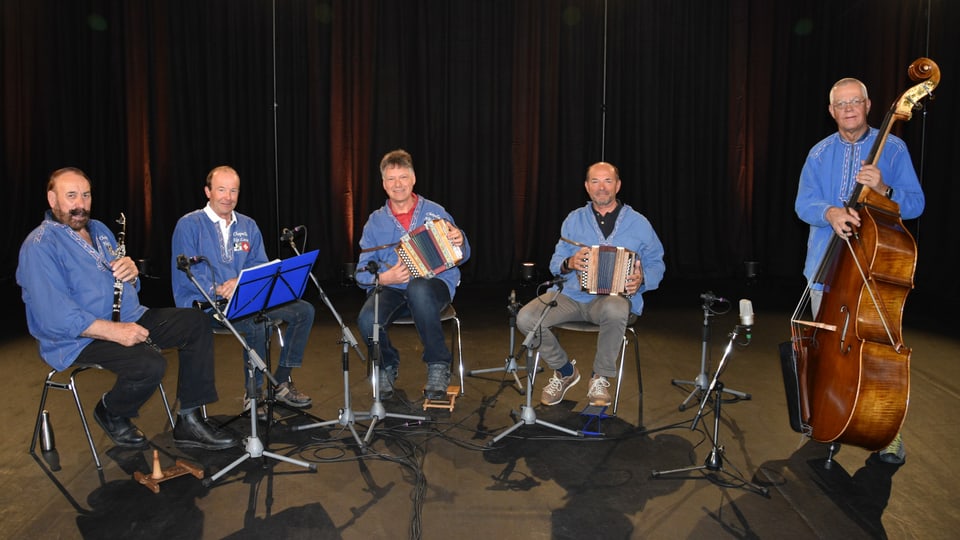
[54,207,90,231]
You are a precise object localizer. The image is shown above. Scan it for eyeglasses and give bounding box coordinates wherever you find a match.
[832,97,866,109]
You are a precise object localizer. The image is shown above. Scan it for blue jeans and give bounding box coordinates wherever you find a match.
[211,299,315,391]
[76,307,219,417]
[357,278,452,372]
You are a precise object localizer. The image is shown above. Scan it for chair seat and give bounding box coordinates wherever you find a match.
[393,304,458,324]
[553,313,638,332]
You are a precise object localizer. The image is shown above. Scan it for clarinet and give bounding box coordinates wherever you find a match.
[112,212,126,322]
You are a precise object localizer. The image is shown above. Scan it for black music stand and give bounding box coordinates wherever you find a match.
[186,251,320,487]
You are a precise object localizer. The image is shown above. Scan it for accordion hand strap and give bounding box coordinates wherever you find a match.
[360,242,399,254]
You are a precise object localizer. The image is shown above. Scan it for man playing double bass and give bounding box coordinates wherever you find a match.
[795,77,926,465]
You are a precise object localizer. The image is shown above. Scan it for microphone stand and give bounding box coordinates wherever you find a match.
[466,290,538,394]
[286,233,369,447]
[651,324,767,496]
[361,265,428,449]
[282,233,366,363]
[671,294,750,411]
[179,262,316,487]
[488,283,582,446]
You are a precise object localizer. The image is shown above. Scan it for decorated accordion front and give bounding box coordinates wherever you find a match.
[579,245,636,296]
[396,219,464,278]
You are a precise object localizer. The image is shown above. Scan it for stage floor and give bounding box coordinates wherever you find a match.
[1,278,956,539]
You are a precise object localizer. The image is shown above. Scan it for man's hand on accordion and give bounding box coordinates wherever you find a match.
[444,222,465,248]
[380,260,412,286]
[625,260,645,296]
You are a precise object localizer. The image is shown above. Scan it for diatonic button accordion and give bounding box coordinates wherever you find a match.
[580,245,636,295]
[396,219,464,278]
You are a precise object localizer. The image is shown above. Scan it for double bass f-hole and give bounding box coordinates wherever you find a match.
[838,306,851,354]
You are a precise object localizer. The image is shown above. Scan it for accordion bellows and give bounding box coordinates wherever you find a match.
[396,219,464,278]
[580,245,636,295]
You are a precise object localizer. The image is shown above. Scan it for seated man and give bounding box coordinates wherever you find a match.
[517,162,665,407]
[171,165,315,413]
[356,149,470,400]
[17,167,237,450]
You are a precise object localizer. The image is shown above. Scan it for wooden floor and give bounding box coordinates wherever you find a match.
[1,277,957,539]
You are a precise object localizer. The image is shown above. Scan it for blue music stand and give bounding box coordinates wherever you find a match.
[223,249,318,322]
[203,249,319,487]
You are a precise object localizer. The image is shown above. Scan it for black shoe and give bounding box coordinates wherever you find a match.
[93,400,148,448]
[173,410,238,451]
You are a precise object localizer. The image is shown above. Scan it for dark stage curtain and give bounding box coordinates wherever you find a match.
[3,0,959,310]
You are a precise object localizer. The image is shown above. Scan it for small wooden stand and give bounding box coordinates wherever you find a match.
[134,450,205,493]
[423,386,460,411]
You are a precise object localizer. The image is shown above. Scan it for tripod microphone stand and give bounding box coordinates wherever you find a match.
[360,264,428,449]
[652,323,768,496]
[286,235,378,449]
[466,290,538,394]
[671,292,750,411]
[178,258,317,487]
[489,283,582,445]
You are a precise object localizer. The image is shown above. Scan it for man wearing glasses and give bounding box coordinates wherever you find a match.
[794,77,926,465]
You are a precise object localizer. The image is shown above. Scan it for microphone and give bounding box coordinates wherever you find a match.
[700,291,727,303]
[361,260,380,275]
[739,298,754,341]
[280,225,305,242]
[539,275,567,287]
[176,254,206,271]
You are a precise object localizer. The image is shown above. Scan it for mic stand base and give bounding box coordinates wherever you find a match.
[467,296,542,395]
[487,287,583,446]
[653,327,768,496]
[670,301,751,411]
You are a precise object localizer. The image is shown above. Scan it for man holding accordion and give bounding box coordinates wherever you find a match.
[517,161,665,408]
[355,149,471,401]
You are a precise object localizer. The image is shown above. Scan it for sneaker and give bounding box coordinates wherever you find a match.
[540,359,580,406]
[275,379,312,408]
[587,374,612,407]
[877,432,905,464]
[243,394,268,422]
[424,363,451,400]
[377,365,398,400]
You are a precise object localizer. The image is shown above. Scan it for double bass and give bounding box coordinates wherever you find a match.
[785,58,939,451]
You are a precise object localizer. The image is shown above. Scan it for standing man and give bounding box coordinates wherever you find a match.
[172,165,315,414]
[356,149,470,400]
[517,162,665,408]
[795,77,925,464]
[18,167,237,450]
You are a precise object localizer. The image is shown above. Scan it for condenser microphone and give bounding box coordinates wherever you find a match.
[176,254,206,271]
[739,298,754,341]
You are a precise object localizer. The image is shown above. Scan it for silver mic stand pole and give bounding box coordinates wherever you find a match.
[179,261,316,487]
